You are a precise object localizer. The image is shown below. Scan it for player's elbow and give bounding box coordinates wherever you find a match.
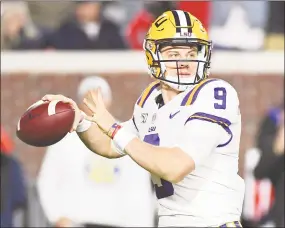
[172,165,194,183]
[167,173,184,184]
[167,157,195,183]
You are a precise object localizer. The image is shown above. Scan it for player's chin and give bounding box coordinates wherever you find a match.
[178,70,193,77]
[179,74,192,78]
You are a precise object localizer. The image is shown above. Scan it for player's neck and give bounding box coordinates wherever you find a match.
[161,84,180,104]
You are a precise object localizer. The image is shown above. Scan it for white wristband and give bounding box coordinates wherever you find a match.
[112,127,137,154]
[76,111,92,133]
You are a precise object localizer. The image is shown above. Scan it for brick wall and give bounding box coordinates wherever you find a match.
[1,73,283,179]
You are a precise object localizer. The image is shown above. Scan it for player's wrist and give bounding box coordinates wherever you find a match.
[76,111,92,133]
[107,122,137,154]
[107,123,122,139]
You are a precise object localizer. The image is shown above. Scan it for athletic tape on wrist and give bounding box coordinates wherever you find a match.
[112,127,137,153]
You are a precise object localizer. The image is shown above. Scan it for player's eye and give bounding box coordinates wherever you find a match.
[168,52,180,59]
[186,52,198,59]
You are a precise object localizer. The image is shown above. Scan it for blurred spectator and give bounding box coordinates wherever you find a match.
[1,1,45,50]
[27,2,75,32]
[254,104,284,227]
[104,1,144,36]
[102,2,129,29]
[1,126,27,227]
[46,2,127,50]
[126,1,177,50]
[242,148,275,227]
[0,126,14,154]
[210,2,269,50]
[264,2,284,50]
[37,76,156,227]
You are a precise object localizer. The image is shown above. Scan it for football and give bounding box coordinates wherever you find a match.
[16,100,75,147]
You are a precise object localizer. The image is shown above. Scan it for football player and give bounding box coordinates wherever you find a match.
[42,10,245,227]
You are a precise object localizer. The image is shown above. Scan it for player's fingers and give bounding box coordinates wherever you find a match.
[84,90,97,108]
[83,98,96,113]
[97,88,105,107]
[70,109,82,132]
[90,89,99,104]
[26,100,46,111]
[41,95,75,108]
[70,119,79,132]
[41,94,63,101]
[41,94,53,101]
[61,97,74,105]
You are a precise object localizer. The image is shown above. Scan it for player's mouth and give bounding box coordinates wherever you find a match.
[178,71,192,77]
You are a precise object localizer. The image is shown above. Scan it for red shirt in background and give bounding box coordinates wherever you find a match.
[1,125,14,154]
[126,1,211,50]
[177,1,210,31]
[126,10,155,50]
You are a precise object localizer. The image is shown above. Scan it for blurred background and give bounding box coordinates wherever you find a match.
[1,1,284,227]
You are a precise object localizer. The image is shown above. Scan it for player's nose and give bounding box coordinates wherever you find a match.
[177,61,190,69]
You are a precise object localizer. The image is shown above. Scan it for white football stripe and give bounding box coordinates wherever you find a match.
[176,10,188,35]
[17,118,21,131]
[48,100,59,116]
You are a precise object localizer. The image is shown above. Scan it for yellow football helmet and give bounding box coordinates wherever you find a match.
[143,10,212,91]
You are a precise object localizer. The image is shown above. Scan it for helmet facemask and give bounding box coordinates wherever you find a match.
[144,38,212,91]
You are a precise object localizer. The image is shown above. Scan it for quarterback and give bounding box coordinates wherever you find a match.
[43,10,245,227]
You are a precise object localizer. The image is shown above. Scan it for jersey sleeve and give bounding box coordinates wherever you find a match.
[177,80,241,166]
[176,120,228,166]
[188,79,240,124]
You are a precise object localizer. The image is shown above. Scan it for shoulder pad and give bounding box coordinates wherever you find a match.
[182,78,240,124]
[136,80,160,108]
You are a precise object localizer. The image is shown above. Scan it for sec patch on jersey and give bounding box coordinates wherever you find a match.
[16,100,75,147]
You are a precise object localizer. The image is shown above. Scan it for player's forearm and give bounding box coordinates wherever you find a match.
[77,124,121,158]
[125,138,195,183]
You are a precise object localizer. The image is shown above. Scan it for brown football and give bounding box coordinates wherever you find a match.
[16,100,75,147]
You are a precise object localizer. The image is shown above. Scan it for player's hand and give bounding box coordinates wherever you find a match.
[41,94,82,132]
[83,88,116,133]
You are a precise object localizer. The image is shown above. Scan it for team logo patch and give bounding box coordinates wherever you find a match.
[152,113,157,123]
[141,113,148,123]
[148,126,156,133]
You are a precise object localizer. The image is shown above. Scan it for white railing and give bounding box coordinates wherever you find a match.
[1,50,284,75]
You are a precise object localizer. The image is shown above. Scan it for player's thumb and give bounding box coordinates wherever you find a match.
[70,109,81,132]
